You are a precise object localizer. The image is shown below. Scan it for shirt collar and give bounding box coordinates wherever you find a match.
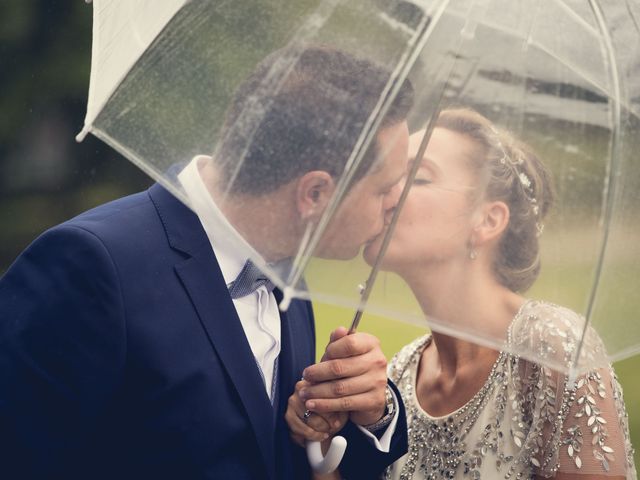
[178,155,264,285]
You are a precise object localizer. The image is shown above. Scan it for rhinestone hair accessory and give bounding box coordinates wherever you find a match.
[490,126,544,236]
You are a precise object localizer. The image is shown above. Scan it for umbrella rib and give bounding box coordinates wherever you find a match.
[349,0,480,332]
[93,129,190,209]
[608,344,640,364]
[572,0,623,376]
[443,2,610,99]
[551,0,601,36]
[348,117,437,333]
[282,0,453,308]
[80,1,191,140]
[429,1,640,119]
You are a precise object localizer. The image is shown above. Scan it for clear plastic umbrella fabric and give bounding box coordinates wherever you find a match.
[78,0,640,376]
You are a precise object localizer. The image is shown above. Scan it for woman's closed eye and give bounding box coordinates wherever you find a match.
[412,177,432,186]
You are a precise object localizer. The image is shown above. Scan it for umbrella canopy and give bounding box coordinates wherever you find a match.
[76,0,190,142]
[368,0,640,377]
[77,0,640,377]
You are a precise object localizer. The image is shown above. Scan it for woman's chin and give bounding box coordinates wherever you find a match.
[363,238,396,268]
[362,242,380,266]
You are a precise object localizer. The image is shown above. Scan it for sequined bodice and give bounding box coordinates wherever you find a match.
[385,300,636,480]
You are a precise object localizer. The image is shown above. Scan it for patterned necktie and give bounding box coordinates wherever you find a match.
[227,259,275,299]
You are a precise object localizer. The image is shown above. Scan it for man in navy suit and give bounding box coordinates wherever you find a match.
[0,46,413,479]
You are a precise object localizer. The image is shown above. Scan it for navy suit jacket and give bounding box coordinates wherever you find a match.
[0,183,407,479]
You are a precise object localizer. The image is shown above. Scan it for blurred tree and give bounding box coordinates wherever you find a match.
[0,0,150,271]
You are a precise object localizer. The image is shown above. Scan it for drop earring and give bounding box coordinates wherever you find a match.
[468,236,477,260]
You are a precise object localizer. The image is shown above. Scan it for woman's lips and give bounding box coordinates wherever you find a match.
[366,228,387,246]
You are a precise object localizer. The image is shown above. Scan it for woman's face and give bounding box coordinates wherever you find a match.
[364,127,481,272]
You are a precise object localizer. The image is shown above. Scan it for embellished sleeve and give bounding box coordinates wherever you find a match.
[511,302,636,478]
[551,365,635,477]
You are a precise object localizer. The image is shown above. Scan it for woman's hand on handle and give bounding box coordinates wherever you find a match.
[285,379,348,447]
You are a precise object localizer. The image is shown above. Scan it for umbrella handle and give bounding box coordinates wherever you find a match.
[306,437,347,475]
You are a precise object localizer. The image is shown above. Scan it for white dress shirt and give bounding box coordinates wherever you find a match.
[179,156,281,400]
[178,155,397,450]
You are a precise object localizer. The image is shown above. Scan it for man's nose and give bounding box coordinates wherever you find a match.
[384,181,404,211]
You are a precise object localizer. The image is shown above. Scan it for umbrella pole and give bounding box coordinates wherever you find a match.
[349,110,440,334]
[304,118,442,477]
[348,0,475,333]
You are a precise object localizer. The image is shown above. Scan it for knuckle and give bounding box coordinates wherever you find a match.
[373,354,387,370]
[366,396,380,410]
[311,420,328,432]
[345,336,359,355]
[365,333,380,348]
[330,360,344,377]
[341,397,353,410]
[333,380,346,396]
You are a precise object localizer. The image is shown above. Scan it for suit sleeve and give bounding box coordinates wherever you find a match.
[0,225,127,477]
[337,380,408,480]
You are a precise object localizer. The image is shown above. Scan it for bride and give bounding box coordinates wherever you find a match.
[287,108,636,479]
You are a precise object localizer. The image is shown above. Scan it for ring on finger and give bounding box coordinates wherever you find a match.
[303,409,312,423]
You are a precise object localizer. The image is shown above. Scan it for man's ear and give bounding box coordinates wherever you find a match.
[296,171,335,220]
[473,200,510,247]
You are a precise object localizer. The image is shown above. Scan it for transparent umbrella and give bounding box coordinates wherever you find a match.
[77,0,640,473]
[358,0,640,377]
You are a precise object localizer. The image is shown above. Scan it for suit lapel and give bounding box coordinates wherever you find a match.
[149,183,277,479]
[273,290,316,480]
[274,289,295,422]
[273,289,299,480]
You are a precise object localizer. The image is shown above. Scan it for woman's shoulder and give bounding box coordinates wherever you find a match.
[387,334,431,383]
[512,299,583,333]
[509,299,608,371]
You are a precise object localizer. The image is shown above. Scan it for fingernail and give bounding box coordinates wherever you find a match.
[323,434,329,440]
[334,421,341,429]
[302,369,307,380]
[299,389,307,399]
[306,401,316,409]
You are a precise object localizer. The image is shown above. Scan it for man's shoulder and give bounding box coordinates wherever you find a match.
[65,190,155,231]
[60,187,175,243]
[34,189,166,261]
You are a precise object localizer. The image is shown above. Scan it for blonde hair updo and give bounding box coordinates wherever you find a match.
[436,108,555,292]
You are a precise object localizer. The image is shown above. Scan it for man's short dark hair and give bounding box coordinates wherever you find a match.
[215,45,414,195]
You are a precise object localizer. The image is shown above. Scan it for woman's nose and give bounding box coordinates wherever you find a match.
[384,181,404,211]
[384,207,396,226]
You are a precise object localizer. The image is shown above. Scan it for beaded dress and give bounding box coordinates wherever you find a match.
[384,300,636,479]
